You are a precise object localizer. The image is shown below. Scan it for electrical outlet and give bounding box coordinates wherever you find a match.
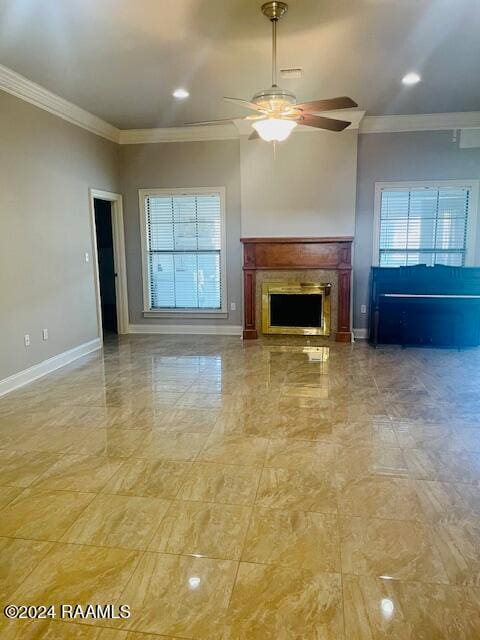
[42,328,49,341]
[230,302,236,311]
[85,252,89,263]
[24,334,30,347]
[360,305,367,314]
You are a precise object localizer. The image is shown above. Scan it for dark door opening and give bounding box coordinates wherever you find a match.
[94,199,117,335]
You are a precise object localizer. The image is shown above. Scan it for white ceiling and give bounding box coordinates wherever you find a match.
[0,0,479,129]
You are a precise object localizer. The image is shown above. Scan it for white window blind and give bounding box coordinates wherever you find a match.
[379,187,471,267]
[144,192,223,310]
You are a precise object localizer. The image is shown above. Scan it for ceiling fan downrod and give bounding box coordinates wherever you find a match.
[261,1,288,88]
[184,0,356,140]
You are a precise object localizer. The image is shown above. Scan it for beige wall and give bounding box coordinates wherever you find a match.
[4,85,479,378]
[354,130,480,330]
[119,139,242,327]
[0,91,119,380]
[240,131,358,237]
[119,133,357,331]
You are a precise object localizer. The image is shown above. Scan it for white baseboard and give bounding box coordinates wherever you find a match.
[129,323,243,336]
[353,328,369,340]
[0,338,102,398]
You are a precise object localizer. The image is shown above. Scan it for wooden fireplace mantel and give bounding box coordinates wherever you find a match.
[240,236,353,342]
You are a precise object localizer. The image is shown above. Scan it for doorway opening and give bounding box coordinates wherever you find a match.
[89,189,128,339]
[94,199,117,335]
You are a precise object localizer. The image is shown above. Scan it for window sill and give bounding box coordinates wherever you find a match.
[143,310,229,319]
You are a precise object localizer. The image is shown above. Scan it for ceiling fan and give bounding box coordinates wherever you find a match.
[185,1,358,142]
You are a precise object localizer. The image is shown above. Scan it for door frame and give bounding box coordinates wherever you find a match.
[89,189,129,337]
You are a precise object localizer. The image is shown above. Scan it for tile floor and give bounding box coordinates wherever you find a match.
[0,334,480,638]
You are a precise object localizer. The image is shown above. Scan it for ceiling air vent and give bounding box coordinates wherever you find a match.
[280,67,303,79]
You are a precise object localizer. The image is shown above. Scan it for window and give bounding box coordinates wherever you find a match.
[139,188,226,314]
[373,181,479,267]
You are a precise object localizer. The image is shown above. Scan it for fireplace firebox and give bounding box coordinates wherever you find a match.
[262,283,331,335]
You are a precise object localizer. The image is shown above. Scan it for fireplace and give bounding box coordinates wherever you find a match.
[241,237,353,341]
[262,282,331,336]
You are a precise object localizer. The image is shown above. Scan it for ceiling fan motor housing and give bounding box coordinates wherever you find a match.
[252,86,297,113]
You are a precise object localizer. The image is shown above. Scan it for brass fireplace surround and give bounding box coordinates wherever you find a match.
[262,282,331,336]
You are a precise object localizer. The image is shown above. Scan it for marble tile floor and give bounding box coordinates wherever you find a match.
[0,334,480,638]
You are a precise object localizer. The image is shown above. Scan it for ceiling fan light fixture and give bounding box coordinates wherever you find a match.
[252,118,297,141]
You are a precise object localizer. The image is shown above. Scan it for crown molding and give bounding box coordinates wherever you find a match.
[0,63,120,143]
[118,123,238,145]
[121,110,366,144]
[121,109,480,143]
[2,62,479,143]
[360,111,480,134]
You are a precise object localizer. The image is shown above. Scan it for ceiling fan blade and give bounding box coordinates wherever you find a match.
[183,117,238,126]
[223,97,267,113]
[299,114,351,132]
[248,130,260,140]
[295,97,358,113]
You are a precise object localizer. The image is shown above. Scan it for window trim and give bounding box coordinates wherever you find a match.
[139,186,228,317]
[372,180,479,267]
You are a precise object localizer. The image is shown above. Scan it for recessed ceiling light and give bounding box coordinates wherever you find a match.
[402,72,421,86]
[173,88,189,99]
[188,576,201,589]
[380,598,395,619]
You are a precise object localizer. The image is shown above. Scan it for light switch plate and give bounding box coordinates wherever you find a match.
[24,334,30,347]
[42,328,49,341]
